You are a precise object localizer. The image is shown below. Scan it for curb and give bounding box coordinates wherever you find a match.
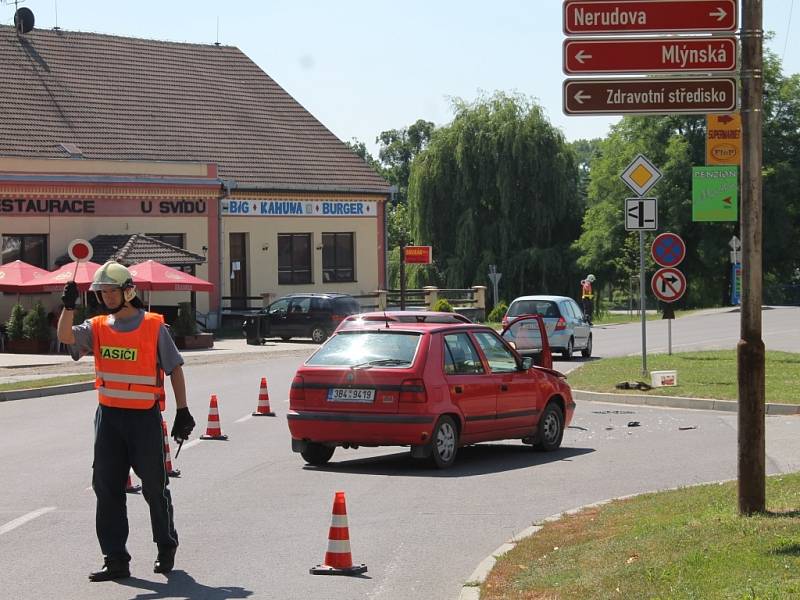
[0,381,95,402]
[573,389,800,416]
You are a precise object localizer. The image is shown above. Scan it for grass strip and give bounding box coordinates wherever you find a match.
[0,374,94,392]
[567,350,800,404]
[482,472,800,599]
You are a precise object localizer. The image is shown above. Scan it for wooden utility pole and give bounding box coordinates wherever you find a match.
[738,0,765,515]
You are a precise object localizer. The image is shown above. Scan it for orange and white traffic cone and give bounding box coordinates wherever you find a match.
[125,470,141,494]
[161,418,181,477]
[252,377,275,417]
[200,394,228,440]
[310,491,367,575]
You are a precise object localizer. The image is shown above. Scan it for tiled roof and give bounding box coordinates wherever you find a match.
[0,26,389,193]
[54,234,205,267]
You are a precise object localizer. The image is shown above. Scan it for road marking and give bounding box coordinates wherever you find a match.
[181,439,201,451]
[0,507,56,536]
[235,414,253,423]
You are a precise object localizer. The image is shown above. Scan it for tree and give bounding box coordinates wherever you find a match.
[408,92,583,297]
[377,119,435,205]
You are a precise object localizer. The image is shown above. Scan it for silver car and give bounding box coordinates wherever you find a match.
[502,295,592,359]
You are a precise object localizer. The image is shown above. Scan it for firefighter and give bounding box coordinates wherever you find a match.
[581,274,596,325]
[57,260,195,581]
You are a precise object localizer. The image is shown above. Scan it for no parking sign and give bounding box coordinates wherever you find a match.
[651,232,685,268]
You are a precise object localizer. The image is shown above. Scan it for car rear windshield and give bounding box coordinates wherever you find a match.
[508,300,560,319]
[307,331,422,367]
[331,297,361,314]
[502,319,544,351]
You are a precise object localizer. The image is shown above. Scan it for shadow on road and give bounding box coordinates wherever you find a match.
[115,570,253,599]
[303,445,595,477]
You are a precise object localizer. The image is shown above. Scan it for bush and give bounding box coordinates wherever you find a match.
[487,301,508,323]
[173,302,197,336]
[73,303,93,326]
[431,298,453,312]
[5,303,26,341]
[22,301,50,342]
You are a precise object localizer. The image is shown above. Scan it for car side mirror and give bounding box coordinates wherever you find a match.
[520,356,533,370]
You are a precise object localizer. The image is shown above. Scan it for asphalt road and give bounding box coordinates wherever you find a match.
[2,307,798,600]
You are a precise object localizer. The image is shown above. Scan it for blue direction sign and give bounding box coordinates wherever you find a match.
[651,232,686,267]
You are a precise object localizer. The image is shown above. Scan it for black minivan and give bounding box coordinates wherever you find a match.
[244,293,361,344]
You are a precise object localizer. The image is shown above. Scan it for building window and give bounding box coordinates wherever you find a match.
[1,234,48,267]
[146,233,185,248]
[278,233,311,284]
[322,233,354,282]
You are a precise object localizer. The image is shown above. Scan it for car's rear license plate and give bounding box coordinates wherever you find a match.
[327,388,375,402]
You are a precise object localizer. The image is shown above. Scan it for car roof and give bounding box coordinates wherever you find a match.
[276,293,353,300]
[334,321,493,334]
[344,311,472,323]
[509,295,571,303]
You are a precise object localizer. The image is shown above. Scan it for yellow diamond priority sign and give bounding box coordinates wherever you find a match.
[620,154,662,197]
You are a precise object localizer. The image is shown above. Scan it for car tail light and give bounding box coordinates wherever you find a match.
[331,314,346,323]
[501,316,508,327]
[399,378,427,403]
[555,317,567,331]
[289,375,305,403]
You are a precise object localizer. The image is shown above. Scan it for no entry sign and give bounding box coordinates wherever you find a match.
[651,233,686,268]
[651,267,687,302]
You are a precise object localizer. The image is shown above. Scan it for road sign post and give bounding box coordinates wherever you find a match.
[487,264,502,308]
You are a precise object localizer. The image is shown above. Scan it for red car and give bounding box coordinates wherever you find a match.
[287,317,575,469]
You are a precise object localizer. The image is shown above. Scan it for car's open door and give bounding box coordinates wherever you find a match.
[500,314,553,369]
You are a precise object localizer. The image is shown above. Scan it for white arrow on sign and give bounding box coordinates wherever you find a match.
[573,90,591,104]
[710,7,728,21]
[574,50,592,64]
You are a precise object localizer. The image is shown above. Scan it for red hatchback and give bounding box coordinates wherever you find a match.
[287,319,575,469]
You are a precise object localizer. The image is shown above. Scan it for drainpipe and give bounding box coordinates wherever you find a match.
[219,178,236,328]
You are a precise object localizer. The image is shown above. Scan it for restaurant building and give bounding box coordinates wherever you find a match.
[0,24,390,326]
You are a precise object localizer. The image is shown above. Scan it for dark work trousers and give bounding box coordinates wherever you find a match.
[92,403,178,562]
[582,298,594,323]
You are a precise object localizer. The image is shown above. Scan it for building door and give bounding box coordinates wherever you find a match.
[229,233,248,309]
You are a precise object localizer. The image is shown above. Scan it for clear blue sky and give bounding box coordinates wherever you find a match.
[3,1,798,156]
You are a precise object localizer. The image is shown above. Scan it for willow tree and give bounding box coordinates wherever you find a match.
[407,93,583,302]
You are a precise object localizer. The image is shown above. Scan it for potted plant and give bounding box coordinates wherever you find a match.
[172,302,213,350]
[6,302,50,353]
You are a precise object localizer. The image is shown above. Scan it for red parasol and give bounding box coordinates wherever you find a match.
[128,261,213,292]
[0,260,50,292]
[26,261,102,293]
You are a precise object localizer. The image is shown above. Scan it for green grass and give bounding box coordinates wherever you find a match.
[482,473,800,599]
[0,374,94,393]
[567,351,800,404]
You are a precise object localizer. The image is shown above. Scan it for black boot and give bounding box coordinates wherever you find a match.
[154,545,177,574]
[88,558,130,582]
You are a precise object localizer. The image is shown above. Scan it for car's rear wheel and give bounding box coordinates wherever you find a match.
[310,325,328,344]
[300,443,335,465]
[430,416,458,469]
[534,403,564,452]
[581,334,592,358]
[561,337,574,360]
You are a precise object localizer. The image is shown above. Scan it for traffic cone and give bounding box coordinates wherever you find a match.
[161,418,181,477]
[310,491,367,575]
[200,394,228,440]
[125,470,141,494]
[252,377,275,416]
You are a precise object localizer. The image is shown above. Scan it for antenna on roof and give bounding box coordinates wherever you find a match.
[214,16,220,46]
[53,0,59,30]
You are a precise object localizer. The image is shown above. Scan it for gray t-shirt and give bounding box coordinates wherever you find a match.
[70,309,184,375]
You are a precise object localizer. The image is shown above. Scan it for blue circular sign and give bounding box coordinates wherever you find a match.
[651,232,685,267]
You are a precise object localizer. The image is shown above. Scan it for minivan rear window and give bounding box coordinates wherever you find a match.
[508,300,559,319]
[332,297,361,314]
[307,331,421,367]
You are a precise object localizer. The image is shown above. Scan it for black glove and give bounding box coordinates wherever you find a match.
[171,407,195,442]
[61,281,79,310]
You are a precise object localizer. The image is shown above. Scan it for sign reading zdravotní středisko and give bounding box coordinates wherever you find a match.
[692,166,738,221]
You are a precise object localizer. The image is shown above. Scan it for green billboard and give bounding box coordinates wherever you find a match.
[692,166,738,222]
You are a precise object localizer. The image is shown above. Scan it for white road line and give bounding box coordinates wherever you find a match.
[181,439,202,451]
[235,414,253,423]
[0,507,56,536]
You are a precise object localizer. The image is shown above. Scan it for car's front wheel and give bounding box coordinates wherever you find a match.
[534,403,564,452]
[561,337,574,360]
[430,415,458,469]
[581,334,592,358]
[310,325,328,344]
[300,443,335,465]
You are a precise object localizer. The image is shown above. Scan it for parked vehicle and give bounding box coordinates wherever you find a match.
[502,295,592,359]
[500,314,553,369]
[243,293,360,344]
[287,320,574,469]
[336,310,472,331]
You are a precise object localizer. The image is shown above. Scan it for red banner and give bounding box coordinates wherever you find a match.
[404,246,432,264]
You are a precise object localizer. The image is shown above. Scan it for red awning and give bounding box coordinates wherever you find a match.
[128,260,213,292]
[0,260,50,292]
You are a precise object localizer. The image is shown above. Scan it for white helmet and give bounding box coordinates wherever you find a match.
[586,274,596,283]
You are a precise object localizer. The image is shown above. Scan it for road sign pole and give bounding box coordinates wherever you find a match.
[668,318,672,356]
[640,230,647,375]
[738,0,765,516]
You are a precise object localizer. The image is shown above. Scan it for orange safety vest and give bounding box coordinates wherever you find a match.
[581,281,594,299]
[91,312,166,410]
